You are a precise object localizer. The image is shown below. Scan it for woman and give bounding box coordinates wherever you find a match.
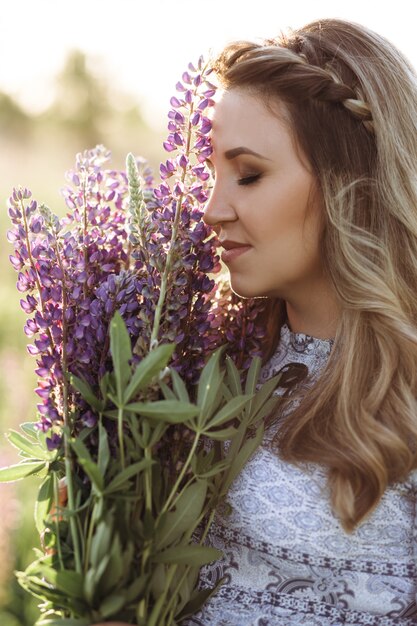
[94,18,417,625]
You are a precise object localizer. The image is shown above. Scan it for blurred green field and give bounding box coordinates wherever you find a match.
[0,51,165,625]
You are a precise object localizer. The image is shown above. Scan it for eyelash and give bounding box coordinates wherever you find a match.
[238,174,261,186]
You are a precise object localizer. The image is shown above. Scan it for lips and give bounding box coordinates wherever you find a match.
[220,240,252,264]
[220,239,250,250]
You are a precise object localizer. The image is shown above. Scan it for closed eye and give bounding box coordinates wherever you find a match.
[238,174,261,186]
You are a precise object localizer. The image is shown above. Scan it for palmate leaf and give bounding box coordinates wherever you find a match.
[170,367,190,403]
[123,343,175,404]
[196,347,226,426]
[243,356,262,416]
[69,438,104,493]
[205,425,239,440]
[35,473,54,534]
[109,311,133,404]
[152,544,222,566]
[225,355,243,396]
[156,480,207,550]
[98,592,126,618]
[34,566,84,597]
[5,429,52,460]
[244,356,262,395]
[126,399,199,423]
[97,420,110,476]
[70,374,104,412]
[103,458,154,494]
[176,576,227,622]
[205,394,254,430]
[249,371,283,422]
[0,460,47,482]
[35,617,91,626]
[221,422,265,495]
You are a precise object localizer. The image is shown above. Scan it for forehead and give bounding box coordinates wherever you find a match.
[210,88,294,155]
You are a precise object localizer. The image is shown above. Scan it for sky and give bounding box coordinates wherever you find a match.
[0,0,416,129]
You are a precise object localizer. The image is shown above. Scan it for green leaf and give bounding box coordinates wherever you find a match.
[205,426,239,440]
[70,374,103,412]
[152,544,222,566]
[177,576,227,621]
[170,367,190,403]
[249,371,282,420]
[244,356,262,395]
[243,356,262,416]
[35,617,91,626]
[99,371,110,400]
[89,518,113,569]
[197,348,225,425]
[205,394,254,430]
[160,380,176,400]
[225,355,243,396]
[99,535,124,592]
[37,566,84,597]
[220,381,233,403]
[125,573,148,602]
[149,421,168,447]
[196,459,230,478]
[123,343,175,404]
[126,399,199,423]
[149,562,166,599]
[156,480,207,549]
[20,422,39,441]
[222,423,265,494]
[70,438,103,493]
[110,311,132,404]
[5,429,51,460]
[104,459,154,494]
[98,592,126,618]
[251,395,281,423]
[0,461,46,482]
[35,473,54,533]
[97,420,110,476]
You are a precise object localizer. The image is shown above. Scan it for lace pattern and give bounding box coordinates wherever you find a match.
[183,323,417,625]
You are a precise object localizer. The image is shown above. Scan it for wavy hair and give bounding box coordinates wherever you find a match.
[211,19,417,531]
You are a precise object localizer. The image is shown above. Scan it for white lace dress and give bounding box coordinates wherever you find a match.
[185,323,417,626]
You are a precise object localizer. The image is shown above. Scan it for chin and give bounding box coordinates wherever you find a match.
[229,279,268,300]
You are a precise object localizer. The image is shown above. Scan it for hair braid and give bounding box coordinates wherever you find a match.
[213,42,373,131]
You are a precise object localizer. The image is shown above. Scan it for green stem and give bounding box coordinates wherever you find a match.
[160,431,200,516]
[147,564,178,626]
[118,406,125,470]
[53,473,64,569]
[64,453,82,573]
[144,446,152,512]
[52,233,83,573]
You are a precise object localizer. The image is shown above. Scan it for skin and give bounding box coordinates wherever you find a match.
[204,88,340,339]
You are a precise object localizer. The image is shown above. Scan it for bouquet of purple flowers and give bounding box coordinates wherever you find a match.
[0,58,281,625]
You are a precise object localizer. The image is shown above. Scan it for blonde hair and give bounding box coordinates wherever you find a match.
[211,19,417,531]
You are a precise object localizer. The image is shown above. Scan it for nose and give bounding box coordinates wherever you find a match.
[202,180,237,229]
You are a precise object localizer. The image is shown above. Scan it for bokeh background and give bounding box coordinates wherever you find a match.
[1,1,416,623]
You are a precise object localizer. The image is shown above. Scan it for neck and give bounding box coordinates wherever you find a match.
[285,290,340,341]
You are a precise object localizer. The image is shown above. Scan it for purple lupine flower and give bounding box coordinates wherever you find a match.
[8,59,269,448]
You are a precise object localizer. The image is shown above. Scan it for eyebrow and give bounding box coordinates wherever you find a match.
[224,146,271,161]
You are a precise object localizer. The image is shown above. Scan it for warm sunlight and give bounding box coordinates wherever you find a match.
[1,0,416,128]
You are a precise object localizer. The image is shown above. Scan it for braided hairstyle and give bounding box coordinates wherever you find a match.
[210,19,417,531]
